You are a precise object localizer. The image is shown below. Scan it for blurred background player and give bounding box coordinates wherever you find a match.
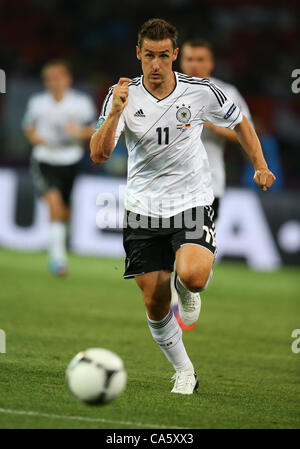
[172,39,253,330]
[180,38,253,221]
[22,60,96,275]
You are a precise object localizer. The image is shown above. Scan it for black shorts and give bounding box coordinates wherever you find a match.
[212,197,220,221]
[31,159,79,205]
[123,206,216,279]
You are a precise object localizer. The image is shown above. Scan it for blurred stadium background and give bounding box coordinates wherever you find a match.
[0,0,300,269]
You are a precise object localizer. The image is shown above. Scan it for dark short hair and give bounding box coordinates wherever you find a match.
[41,59,72,77]
[181,39,214,57]
[137,18,178,49]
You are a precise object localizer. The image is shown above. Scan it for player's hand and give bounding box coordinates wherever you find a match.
[253,168,276,191]
[32,135,46,146]
[111,78,132,113]
[24,125,46,146]
[65,122,81,138]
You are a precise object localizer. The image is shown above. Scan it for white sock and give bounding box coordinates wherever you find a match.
[49,221,67,264]
[176,274,187,291]
[147,310,193,372]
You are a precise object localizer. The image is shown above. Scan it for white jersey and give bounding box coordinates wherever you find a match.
[22,89,96,165]
[202,77,252,197]
[97,71,242,218]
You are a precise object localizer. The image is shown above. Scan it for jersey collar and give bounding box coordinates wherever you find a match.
[141,72,178,103]
[50,88,72,104]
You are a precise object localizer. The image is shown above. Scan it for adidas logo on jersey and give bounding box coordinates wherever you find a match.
[134,109,145,117]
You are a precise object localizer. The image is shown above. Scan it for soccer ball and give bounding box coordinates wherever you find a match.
[66,348,127,405]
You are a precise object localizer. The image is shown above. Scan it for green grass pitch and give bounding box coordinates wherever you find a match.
[0,248,299,429]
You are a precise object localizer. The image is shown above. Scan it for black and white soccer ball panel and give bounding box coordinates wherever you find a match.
[66,348,127,404]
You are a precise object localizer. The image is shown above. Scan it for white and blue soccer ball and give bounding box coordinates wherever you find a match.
[66,348,127,405]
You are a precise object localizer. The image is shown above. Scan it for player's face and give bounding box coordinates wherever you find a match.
[42,65,72,94]
[180,46,214,78]
[136,39,179,85]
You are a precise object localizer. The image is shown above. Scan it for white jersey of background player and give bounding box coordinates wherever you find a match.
[23,60,96,276]
[23,84,96,166]
[180,39,253,219]
[204,77,252,197]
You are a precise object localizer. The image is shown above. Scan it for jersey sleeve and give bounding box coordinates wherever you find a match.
[22,97,38,129]
[202,81,243,129]
[229,86,254,127]
[94,86,125,146]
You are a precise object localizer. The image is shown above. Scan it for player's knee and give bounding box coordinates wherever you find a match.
[179,270,211,292]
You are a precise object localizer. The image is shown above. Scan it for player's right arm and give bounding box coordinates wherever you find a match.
[22,96,45,146]
[24,124,45,146]
[90,78,132,164]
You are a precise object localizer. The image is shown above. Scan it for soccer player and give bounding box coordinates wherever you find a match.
[180,38,253,221]
[23,60,96,275]
[90,19,275,394]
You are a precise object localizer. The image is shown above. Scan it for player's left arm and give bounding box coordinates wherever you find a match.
[204,86,253,143]
[233,115,276,191]
[204,121,238,142]
[203,82,275,191]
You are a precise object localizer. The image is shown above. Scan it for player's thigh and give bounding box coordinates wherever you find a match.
[172,205,216,290]
[135,270,171,298]
[60,162,79,207]
[44,188,69,221]
[31,160,70,220]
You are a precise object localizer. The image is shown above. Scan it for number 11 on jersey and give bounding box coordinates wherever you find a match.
[156,127,169,145]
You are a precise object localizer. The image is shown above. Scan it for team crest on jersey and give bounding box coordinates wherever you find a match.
[176,104,191,129]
